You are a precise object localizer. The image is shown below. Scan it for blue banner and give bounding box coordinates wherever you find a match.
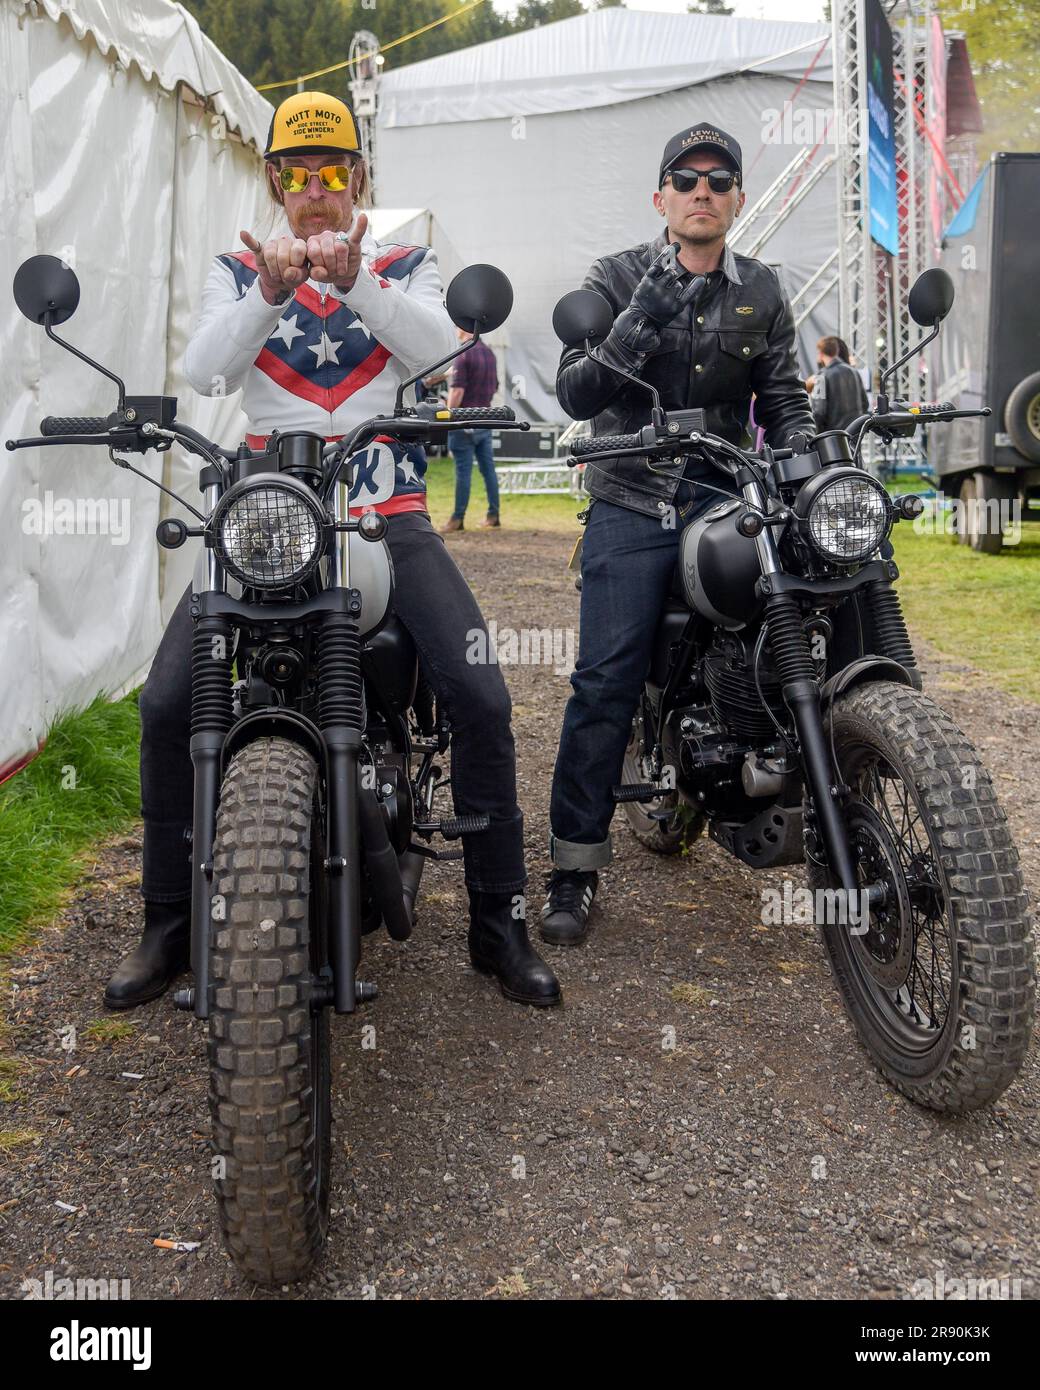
[865,0,898,255]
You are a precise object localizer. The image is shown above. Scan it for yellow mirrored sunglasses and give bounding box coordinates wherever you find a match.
[278,163,355,194]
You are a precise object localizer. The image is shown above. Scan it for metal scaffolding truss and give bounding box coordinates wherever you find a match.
[729,145,838,263]
[832,0,938,416]
[348,31,381,198]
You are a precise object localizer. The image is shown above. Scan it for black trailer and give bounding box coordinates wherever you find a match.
[931,152,1040,552]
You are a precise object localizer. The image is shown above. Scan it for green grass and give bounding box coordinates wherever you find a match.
[82,1018,136,1044]
[423,456,584,533]
[890,518,1040,704]
[0,692,143,957]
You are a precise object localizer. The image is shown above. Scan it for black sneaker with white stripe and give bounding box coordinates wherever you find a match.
[540,868,598,945]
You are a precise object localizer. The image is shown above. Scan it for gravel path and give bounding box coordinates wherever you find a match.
[2,527,1037,1301]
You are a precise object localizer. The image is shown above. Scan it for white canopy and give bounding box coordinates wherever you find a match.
[379,9,832,126]
[22,0,272,147]
[0,0,275,775]
[376,10,839,425]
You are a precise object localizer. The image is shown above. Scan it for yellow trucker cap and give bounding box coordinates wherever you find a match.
[264,91,362,160]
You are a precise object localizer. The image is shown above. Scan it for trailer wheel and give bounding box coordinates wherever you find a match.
[1005,371,1040,463]
[958,472,1010,554]
[956,474,975,546]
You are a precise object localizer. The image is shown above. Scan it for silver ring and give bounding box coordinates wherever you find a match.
[334,231,351,244]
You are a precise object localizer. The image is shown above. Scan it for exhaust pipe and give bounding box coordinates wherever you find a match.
[357,779,413,941]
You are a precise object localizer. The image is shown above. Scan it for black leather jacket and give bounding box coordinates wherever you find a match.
[557,229,816,518]
[811,358,869,433]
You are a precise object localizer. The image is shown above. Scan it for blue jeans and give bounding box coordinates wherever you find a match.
[449,428,499,521]
[548,479,737,870]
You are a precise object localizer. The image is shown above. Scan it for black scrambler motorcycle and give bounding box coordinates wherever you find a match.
[554,268,1035,1113]
[9,254,526,1285]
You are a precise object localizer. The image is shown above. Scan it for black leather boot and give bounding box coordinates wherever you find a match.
[468,890,562,1007]
[104,899,191,1010]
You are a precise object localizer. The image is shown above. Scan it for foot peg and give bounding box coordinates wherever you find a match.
[172,987,195,1012]
[414,813,490,840]
[612,782,665,803]
[439,813,490,839]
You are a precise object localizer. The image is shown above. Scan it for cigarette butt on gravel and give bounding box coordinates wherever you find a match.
[153,1238,200,1253]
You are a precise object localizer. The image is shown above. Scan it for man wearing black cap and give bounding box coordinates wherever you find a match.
[541,124,816,945]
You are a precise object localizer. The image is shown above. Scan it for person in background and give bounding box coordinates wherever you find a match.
[807,334,869,432]
[440,327,502,532]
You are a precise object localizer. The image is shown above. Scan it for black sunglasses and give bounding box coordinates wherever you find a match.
[665,167,739,194]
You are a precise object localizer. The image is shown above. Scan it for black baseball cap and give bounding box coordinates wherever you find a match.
[659,124,743,187]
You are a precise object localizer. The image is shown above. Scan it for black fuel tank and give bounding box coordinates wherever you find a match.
[679,499,763,631]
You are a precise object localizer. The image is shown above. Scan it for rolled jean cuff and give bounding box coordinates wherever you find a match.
[462,812,527,894]
[465,873,528,895]
[141,818,192,901]
[549,831,612,871]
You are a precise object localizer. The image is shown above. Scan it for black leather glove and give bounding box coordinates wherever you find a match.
[613,243,706,353]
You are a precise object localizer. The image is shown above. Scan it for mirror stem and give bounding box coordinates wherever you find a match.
[393,332,481,416]
[586,338,664,421]
[44,312,127,410]
[877,319,941,412]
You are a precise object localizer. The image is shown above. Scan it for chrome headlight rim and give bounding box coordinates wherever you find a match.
[794,467,893,565]
[210,472,327,590]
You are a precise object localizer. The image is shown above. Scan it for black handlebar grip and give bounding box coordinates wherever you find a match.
[448,406,516,422]
[40,416,110,436]
[570,432,644,457]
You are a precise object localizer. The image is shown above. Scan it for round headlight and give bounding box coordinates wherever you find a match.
[211,475,325,589]
[802,472,892,563]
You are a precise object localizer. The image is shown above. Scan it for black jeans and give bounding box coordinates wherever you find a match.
[548,479,736,871]
[140,511,526,901]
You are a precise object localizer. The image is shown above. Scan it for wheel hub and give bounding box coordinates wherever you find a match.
[847,801,914,990]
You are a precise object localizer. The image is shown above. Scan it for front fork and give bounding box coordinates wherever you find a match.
[186,479,366,1018]
[761,589,859,893]
[744,476,861,893]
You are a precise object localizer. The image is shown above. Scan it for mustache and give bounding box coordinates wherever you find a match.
[298,201,341,222]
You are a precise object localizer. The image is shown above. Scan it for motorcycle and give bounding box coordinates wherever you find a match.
[553,268,1035,1113]
[8,253,527,1284]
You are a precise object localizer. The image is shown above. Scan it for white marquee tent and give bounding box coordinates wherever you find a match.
[375,8,839,424]
[0,2,842,776]
[0,0,449,776]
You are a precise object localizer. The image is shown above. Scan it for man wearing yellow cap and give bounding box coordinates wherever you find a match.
[104,92,561,1013]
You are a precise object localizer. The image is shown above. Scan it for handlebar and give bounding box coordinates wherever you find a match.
[571,432,644,458]
[40,416,111,435]
[849,403,992,437]
[421,405,517,423]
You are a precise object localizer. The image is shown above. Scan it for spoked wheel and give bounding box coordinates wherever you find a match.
[208,737,331,1285]
[806,681,1035,1111]
[620,701,704,855]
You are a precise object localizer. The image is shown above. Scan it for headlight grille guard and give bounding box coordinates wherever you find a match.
[209,472,329,591]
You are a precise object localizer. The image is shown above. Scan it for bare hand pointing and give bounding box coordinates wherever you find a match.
[240,229,309,304]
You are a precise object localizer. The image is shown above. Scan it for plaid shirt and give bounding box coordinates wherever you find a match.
[449,340,498,406]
